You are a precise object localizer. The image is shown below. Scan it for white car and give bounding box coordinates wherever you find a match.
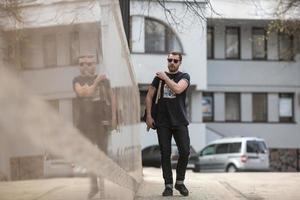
[197,137,270,172]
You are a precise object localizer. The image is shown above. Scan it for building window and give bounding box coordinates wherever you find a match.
[43,34,57,67]
[20,35,34,69]
[202,92,214,122]
[252,93,268,122]
[145,18,183,53]
[225,27,240,59]
[207,26,214,59]
[252,28,267,60]
[279,93,294,122]
[70,31,80,65]
[225,93,240,122]
[278,32,294,61]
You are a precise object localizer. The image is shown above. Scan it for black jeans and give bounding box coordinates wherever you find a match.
[157,125,190,185]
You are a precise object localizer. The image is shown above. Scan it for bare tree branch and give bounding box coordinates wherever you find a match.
[138,0,219,30]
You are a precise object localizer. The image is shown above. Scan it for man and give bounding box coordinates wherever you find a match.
[146,52,190,197]
[73,55,116,200]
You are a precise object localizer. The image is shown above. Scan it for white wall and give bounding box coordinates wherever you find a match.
[207,122,300,149]
[208,60,300,88]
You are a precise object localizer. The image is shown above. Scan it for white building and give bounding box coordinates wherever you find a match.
[130,0,208,151]
[131,0,300,171]
[205,0,300,171]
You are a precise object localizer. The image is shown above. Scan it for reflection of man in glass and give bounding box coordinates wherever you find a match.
[73,55,114,199]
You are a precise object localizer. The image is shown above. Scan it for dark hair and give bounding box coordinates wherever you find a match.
[169,52,182,61]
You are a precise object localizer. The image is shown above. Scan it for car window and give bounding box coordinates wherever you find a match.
[216,143,229,154]
[257,141,267,153]
[247,141,257,153]
[142,146,152,153]
[247,141,267,153]
[201,145,215,156]
[228,142,241,153]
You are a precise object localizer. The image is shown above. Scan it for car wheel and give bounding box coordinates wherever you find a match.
[193,165,200,173]
[227,164,237,173]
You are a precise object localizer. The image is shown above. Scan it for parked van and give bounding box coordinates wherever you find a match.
[197,137,269,172]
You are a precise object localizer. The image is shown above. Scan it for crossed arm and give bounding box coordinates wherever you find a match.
[145,73,188,128]
[74,74,106,97]
[156,71,188,94]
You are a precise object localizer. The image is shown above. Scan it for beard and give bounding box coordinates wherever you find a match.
[168,64,179,73]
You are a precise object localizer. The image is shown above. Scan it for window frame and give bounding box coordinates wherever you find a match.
[43,34,57,68]
[252,93,268,122]
[69,31,80,65]
[144,17,183,54]
[225,92,241,122]
[279,93,294,123]
[202,92,214,122]
[278,32,294,61]
[252,27,267,60]
[225,26,241,60]
[207,26,214,59]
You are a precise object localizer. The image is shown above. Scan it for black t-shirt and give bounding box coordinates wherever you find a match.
[73,75,112,128]
[151,71,190,127]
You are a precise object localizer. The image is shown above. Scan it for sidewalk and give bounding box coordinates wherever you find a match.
[135,168,239,200]
[135,168,300,200]
[0,168,300,200]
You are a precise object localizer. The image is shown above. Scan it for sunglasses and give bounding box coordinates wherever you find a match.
[79,62,94,67]
[167,58,180,64]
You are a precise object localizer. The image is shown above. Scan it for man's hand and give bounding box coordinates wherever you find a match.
[156,71,169,81]
[146,115,155,129]
[95,74,107,84]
